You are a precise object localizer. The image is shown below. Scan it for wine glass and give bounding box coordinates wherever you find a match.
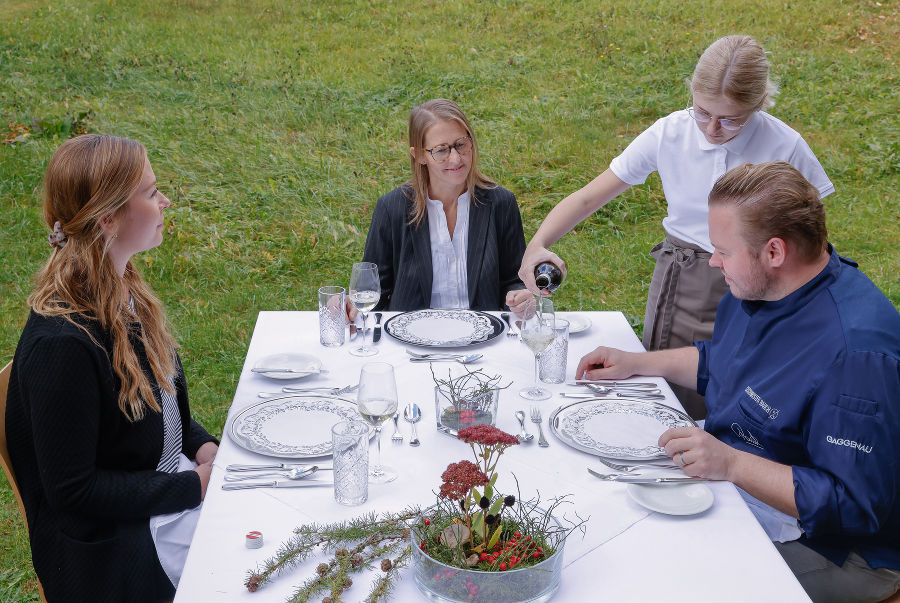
[349,262,381,357]
[519,297,555,400]
[357,362,398,483]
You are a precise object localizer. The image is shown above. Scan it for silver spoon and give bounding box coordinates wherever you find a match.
[404,403,421,447]
[409,353,482,364]
[223,466,318,482]
[514,410,534,442]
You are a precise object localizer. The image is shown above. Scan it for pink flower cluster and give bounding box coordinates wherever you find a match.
[439,460,489,501]
[457,424,520,447]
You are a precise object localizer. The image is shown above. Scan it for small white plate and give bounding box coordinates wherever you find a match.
[559,313,591,334]
[253,353,323,380]
[627,481,714,515]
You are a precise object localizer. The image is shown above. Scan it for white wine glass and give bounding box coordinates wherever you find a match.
[357,362,398,483]
[519,297,555,401]
[349,262,381,357]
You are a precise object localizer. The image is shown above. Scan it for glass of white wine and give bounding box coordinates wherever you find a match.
[519,297,555,401]
[349,262,381,357]
[357,362,398,483]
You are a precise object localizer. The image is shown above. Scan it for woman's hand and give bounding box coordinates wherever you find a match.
[194,461,213,500]
[194,441,218,465]
[505,289,534,315]
[518,246,566,295]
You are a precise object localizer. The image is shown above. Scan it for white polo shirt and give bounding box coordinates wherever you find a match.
[426,191,470,309]
[609,110,834,252]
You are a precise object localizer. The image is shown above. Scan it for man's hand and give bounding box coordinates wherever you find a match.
[659,427,738,480]
[575,346,643,380]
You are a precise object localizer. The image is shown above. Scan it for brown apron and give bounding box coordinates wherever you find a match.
[642,235,729,419]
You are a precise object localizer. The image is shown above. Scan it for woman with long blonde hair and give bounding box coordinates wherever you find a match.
[519,35,834,418]
[361,98,531,312]
[5,134,218,601]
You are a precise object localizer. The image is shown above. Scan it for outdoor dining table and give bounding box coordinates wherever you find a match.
[174,310,811,602]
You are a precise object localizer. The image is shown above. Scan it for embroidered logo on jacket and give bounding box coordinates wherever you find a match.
[826,435,872,454]
[745,386,779,420]
[731,422,764,449]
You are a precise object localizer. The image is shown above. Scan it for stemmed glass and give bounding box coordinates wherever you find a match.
[349,262,381,357]
[519,297,555,400]
[357,362,398,483]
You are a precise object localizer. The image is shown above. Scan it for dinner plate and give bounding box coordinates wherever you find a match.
[253,353,322,380]
[383,309,504,348]
[627,481,714,515]
[229,394,366,458]
[549,398,696,460]
[558,312,591,334]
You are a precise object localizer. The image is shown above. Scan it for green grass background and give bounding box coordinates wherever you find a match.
[1,0,897,597]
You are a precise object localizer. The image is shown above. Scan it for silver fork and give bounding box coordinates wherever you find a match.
[594,456,680,472]
[530,406,549,448]
[391,413,403,444]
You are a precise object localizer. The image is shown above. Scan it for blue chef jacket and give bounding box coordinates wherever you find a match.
[697,246,900,570]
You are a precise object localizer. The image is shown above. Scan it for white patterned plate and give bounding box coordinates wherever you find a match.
[383,309,504,348]
[549,398,696,460]
[558,313,591,334]
[253,353,322,380]
[229,395,365,458]
[628,480,714,515]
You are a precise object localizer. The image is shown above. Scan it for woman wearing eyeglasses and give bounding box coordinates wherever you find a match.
[519,35,833,418]
[362,98,530,311]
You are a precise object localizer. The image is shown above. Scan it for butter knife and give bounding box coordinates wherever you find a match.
[567,380,659,388]
[222,481,333,490]
[227,463,332,471]
[587,468,708,483]
[372,312,383,343]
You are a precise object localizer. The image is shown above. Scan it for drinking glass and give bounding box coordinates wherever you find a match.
[357,362,398,483]
[349,262,381,357]
[519,297,555,400]
[318,286,346,347]
[539,318,569,384]
[332,420,369,505]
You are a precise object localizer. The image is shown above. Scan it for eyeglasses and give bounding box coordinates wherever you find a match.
[425,136,472,162]
[687,106,749,132]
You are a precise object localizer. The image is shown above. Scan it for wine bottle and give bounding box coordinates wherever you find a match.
[534,262,564,292]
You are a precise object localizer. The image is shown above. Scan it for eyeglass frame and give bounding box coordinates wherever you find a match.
[686,106,752,132]
[424,135,473,162]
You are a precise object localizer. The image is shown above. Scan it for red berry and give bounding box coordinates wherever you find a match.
[533,552,541,558]
[423,518,430,525]
[514,532,522,539]
[500,562,507,570]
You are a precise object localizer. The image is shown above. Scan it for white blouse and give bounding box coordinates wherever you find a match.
[609,110,834,252]
[426,191,470,309]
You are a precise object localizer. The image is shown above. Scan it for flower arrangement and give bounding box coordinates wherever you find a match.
[432,366,509,435]
[416,425,572,574]
[243,418,581,602]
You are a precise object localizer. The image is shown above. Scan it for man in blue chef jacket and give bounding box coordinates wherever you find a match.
[576,161,900,603]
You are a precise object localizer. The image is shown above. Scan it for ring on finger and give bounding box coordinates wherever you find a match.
[679,451,687,466]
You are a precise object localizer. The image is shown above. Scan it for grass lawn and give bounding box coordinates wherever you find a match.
[1,0,897,598]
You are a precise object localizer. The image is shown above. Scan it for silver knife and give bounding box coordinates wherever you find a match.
[226,463,331,471]
[560,392,665,400]
[567,380,660,388]
[372,312,383,343]
[222,480,333,490]
[587,468,709,483]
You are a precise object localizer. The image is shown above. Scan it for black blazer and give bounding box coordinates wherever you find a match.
[362,185,527,311]
[5,311,218,602]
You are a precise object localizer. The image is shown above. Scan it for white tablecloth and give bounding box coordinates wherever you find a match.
[174,311,810,602]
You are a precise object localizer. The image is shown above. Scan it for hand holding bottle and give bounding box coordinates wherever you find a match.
[518,245,567,295]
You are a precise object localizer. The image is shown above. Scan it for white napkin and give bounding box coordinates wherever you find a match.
[149,454,203,587]
[736,486,802,543]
